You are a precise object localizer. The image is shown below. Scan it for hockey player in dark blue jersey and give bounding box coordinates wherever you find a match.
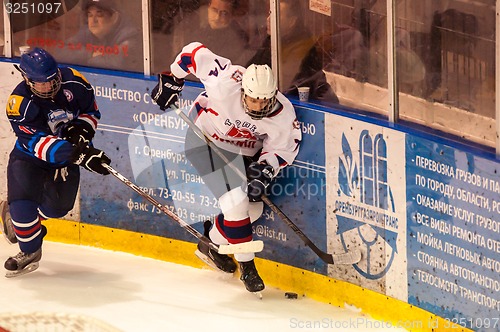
[0,47,111,277]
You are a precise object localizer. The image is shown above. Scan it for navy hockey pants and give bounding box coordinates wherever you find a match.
[7,154,80,253]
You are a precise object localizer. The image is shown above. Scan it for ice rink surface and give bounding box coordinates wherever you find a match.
[0,240,408,332]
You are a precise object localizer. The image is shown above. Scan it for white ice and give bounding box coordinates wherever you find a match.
[0,240,408,332]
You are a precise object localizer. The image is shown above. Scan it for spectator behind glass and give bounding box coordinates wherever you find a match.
[247,0,338,103]
[57,0,142,72]
[169,0,252,69]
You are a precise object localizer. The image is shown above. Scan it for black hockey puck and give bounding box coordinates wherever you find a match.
[285,292,298,299]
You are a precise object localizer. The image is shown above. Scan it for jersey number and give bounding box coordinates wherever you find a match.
[208,59,228,77]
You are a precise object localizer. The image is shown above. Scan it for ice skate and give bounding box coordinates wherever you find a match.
[239,260,265,296]
[195,241,237,274]
[0,201,17,244]
[195,221,237,273]
[4,249,42,278]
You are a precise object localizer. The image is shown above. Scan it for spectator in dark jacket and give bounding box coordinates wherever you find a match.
[247,0,338,103]
[58,0,142,72]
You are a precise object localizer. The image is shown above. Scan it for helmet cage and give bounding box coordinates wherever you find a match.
[24,70,62,99]
[242,93,277,120]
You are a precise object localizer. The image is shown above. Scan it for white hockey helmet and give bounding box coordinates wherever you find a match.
[241,64,277,119]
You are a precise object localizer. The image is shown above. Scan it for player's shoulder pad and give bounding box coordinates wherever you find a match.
[5,94,29,118]
[61,67,91,86]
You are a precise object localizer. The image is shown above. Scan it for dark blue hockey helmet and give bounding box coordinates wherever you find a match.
[17,47,61,98]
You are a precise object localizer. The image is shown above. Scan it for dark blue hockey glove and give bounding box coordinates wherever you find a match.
[72,144,111,175]
[61,121,95,146]
[151,72,184,111]
[247,162,274,202]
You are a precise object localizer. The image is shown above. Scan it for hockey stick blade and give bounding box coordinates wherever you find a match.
[216,240,264,255]
[263,196,362,265]
[331,249,362,265]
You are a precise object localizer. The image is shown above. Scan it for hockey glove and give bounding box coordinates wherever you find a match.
[247,162,274,202]
[151,72,184,111]
[61,121,95,146]
[72,145,111,175]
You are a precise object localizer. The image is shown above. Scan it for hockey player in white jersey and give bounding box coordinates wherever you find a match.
[151,42,301,293]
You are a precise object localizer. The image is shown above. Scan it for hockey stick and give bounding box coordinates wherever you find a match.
[174,108,361,265]
[102,163,264,255]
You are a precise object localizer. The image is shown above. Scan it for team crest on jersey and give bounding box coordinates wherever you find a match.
[63,89,74,102]
[226,125,256,140]
[231,69,243,83]
[47,109,74,134]
[6,95,22,116]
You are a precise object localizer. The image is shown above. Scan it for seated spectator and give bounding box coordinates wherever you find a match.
[247,0,338,103]
[58,0,142,72]
[168,0,252,68]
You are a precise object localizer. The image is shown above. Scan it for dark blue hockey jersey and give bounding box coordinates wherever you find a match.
[5,67,101,169]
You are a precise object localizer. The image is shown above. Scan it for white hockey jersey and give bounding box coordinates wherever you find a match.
[171,42,302,173]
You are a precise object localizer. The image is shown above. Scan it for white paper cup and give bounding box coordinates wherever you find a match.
[298,86,310,101]
[19,46,31,55]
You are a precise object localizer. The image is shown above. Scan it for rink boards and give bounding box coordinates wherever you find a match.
[1,63,498,331]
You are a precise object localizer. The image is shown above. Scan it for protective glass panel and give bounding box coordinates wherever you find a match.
[397,0,496,146]
[151,0,269,76]
[11,0,143,72]
[274,0,386,112]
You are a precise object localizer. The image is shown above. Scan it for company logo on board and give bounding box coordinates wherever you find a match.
[335,130,399,279]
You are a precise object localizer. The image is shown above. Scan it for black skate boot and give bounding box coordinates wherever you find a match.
[195,220,237,273]
[4,248,42,278]
[239,260,265,293]
[0,201,17,244]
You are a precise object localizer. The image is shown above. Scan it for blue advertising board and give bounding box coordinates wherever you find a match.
[406,136,500,331]
[79,72,329,272]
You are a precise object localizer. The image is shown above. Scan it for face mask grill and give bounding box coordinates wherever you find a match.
[242,93,276,120]
[26,71,61,99]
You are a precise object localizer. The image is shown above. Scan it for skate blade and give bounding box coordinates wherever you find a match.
[194,250,233,274]
[243,283,265,299]
[5,262,39,278]
[252,291,263,299]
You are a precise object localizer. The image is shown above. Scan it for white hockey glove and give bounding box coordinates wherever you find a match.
[151,72,184,111]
